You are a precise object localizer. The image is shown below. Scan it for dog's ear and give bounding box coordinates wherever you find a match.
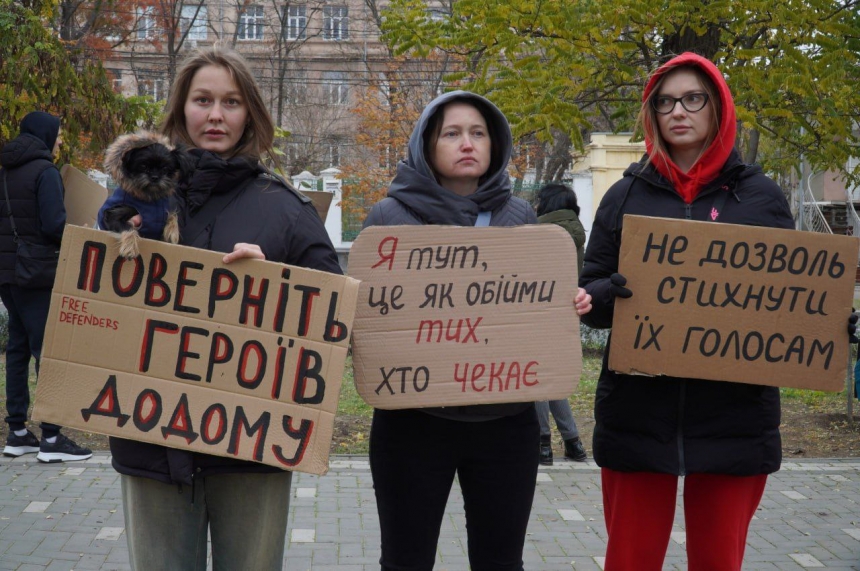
[121,146,145,175]
[171,145,195,183]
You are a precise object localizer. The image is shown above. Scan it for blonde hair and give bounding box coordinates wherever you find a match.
[636,64,722,170]
[161,45,276,164]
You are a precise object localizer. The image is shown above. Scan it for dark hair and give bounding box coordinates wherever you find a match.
[536,183,579,216]
[421,96,502,183]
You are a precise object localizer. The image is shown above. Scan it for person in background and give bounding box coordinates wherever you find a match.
[533,182,588,465]
[0,111,92,462]
[109,46,342,571]
[363,90,592,571]
[580,52,793,570]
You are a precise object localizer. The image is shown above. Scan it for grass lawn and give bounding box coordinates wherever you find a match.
[0,350,856,456]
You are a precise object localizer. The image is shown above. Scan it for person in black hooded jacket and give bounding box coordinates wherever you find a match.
[108,47,341,571]
[364,91,592,571]
[580,53,793,571]
[0,111,92,463]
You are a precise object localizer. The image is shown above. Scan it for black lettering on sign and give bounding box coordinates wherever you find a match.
[272,416,314,467]
[374,366,430,395]
[161,393,199,444]
[81,375,130,426]
[682,327,835,370]
[227,407,270,461]
[369,285,405,315]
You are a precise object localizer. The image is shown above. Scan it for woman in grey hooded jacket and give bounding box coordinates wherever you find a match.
[363,91,591,571]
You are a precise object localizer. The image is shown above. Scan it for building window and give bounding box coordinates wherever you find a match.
[238,5,265,40]
[106,69,122,93]
[322,71,349,105]
[285,5,307,40]
[287,81,308,105]
[136,6,155,40]
[181,5,208,40]
[138,78,166,101]
[323,6,348,40]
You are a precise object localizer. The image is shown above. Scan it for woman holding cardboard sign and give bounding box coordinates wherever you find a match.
[580,53,794,570]
[109,46,341,571]
[362,91,592,571]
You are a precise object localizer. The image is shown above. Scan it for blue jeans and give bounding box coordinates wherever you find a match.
[121,471,292,571]
[0,283,60,436]
[535,400,579,440]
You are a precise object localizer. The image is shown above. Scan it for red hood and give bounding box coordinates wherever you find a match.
[643,52,737,203]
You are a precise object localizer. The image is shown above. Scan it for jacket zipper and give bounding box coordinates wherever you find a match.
[630,164,744,475]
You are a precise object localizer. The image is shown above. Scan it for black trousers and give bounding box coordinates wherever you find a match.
[370,407,539,571]
[0,283,60,436]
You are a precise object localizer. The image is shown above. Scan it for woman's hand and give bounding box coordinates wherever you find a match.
[609,273,633,299]
[574,287,592,316]
[223,243,266,264]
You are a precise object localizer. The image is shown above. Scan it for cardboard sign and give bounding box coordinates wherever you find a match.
[610,215,860,391]
[60,165,108,228]
[32,226,359,475]
[302,190,333,223]
[348,225,582,409]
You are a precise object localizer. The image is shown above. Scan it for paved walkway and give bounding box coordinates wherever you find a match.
[1,455,859,570]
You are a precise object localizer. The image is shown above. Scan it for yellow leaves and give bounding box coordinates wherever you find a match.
[1,1,157,162]
[379,0,860,184]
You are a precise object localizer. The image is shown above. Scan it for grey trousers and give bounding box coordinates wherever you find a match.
[535,400,580,440]
[121,471,292,571]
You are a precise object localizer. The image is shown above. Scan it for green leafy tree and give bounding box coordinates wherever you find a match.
[381,0,860,184]
[0,0,157,168]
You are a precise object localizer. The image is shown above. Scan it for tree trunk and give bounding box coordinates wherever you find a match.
[744,128,760,164]
[661,22,721,61]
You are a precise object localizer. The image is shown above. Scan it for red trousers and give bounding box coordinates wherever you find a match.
[601,468,767,571]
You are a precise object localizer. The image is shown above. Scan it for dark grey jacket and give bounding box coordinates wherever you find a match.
[364,91,537,420]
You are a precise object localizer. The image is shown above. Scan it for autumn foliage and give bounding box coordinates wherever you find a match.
[338,59,436,226]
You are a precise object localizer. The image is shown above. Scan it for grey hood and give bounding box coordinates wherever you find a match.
[387,90,513,225]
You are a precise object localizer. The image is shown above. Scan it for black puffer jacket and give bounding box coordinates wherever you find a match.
[109,151,342,485]
[0,127,65,285]
[364,90,537,420]
[580,151,794,476]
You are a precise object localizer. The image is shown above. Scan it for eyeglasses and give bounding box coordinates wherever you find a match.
[651,92,709,114]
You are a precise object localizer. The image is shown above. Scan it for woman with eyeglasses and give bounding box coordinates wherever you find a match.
[579,53,793,570]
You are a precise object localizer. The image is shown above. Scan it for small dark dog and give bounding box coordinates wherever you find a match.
[99,131,193,259]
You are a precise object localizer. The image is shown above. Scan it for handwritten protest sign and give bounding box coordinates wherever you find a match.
[610,215,860,391]
[32,226,359,475]
[348,225,582,409]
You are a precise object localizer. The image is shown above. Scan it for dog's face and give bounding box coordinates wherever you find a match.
[121,143,192,201]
